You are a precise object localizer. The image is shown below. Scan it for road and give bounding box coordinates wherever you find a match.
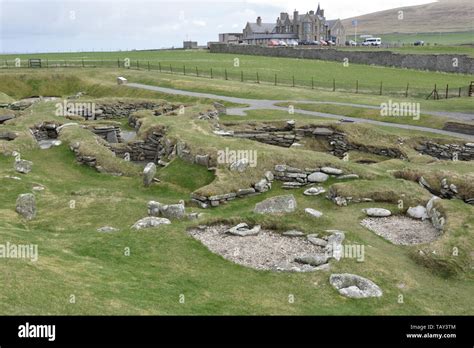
[126,82,474,141]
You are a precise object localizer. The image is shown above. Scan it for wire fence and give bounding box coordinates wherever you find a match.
[0,58,470,99]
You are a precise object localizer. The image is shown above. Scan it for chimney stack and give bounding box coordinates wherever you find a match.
[257,16,262,25]
[293,10,299,20]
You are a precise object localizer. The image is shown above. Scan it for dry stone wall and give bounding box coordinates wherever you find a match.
[415,141,474,161]
[210,44,474,74]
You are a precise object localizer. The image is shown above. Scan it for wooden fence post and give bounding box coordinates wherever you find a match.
[379,81,383,95]
[333,78,336,92]
[183,65,186,75]
[196,66,199,77]
[292,75,295,87]
[445,84,449,99]
[275,74,277,86]
[170,64,172,73]
[137,60,139,69]
[117,59,120,68]
[356,80,358,94]
[210,68,213,79]
[257,72,260,84]
[311,77,314,89]
[458,87,462,97]
[159,62,162,72]
[405,83,409,98]
[225,69,228,80]
[148,61,150,71]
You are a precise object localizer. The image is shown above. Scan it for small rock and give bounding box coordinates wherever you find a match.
[131,217,171,230]
[305,208,323,218]
[254,178,270,192]
[226,223,261,237]
[229,158,249,172]
[254,195,297,214]
[295,254,329,266]
[407,206,428,220]
[143,162,157,187]
[148,201,163,216]
[97,226,119,233]
[426,196,440,216]
[304,187,326,196]
[329,273,383,299]
[5,175,21,180]
[363,208,392,217]
[337,174,359,180]
[274,164,287,172]
[160,201,186,219]
[14,160,33,174]
[321,167,343,175]
[307,172,329,183]
[264,171,274,182]
[16,193,36,220]
[307,235,328,247]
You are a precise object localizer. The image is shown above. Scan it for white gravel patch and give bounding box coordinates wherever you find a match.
[188,224,326,272]
[360,216,442,245]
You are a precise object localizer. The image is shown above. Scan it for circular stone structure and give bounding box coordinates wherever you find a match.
[188,224,326,272]
[360,216,441,245]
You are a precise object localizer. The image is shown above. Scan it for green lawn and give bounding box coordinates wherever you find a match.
[1,147,473,315]
[0,69,473,315]
[378,31,474,46]
[1,50,472,99]
[275,102,468,131]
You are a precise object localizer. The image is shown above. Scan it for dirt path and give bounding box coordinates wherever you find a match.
[126,83,474,141]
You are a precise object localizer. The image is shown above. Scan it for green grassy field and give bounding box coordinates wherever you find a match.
[378,31,474,46]
[1,50,472,99]
[0,60,473,315]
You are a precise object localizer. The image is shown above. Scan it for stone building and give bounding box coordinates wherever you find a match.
[235,4,346,45]
[183,41,198,49]
[218,33,243,44]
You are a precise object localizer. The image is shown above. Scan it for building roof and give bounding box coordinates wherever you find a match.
[244,33,298,40]
[326,19,340,29]
[247,22,276,33]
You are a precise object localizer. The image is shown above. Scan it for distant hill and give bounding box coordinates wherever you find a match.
[342,0,474,34]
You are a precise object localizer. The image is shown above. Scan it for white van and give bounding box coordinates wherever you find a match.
[362,38,382,47]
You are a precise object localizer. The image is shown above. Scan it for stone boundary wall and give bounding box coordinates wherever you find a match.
[210,44,474,74]
[442,122,474,136]
[415,141,474,161]
[232,131,300,148]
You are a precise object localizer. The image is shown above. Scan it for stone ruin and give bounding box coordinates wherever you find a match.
[219,121,406,160]
[415,141,474,161]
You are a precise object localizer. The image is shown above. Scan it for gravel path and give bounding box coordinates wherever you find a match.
[188,225,325,272]
[127,83,474,141]
[360,216,442,245]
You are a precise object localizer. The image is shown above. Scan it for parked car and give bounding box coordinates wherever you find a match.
[327,40,336,46]
[319,39,328,46]
[348,40,358,46]
[278,40,288,47]
[362,37,382,46]
[268,39,280,47]
[287,39,299,47]
[414,40,425,46]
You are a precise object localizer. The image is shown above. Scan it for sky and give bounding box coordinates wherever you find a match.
[0,0,436,53]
